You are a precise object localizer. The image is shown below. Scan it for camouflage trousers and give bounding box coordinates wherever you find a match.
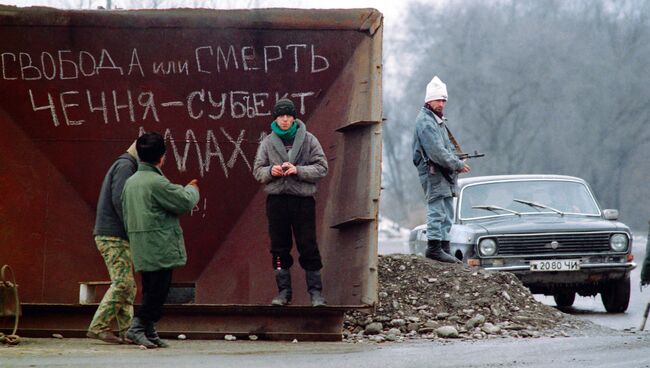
[88,236,136,335]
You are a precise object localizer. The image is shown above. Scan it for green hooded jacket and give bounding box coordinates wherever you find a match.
[122,163,200,272]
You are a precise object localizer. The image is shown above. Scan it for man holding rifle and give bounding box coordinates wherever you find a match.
[412,75,470,263]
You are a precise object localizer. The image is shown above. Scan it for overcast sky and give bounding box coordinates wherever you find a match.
[1,0,407,18]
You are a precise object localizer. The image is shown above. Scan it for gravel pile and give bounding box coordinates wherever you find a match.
[343,254,588,342]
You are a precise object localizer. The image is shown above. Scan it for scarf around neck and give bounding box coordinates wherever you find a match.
[271,120,298,140]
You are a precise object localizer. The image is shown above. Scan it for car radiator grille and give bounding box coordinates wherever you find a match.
[496,233,611,255]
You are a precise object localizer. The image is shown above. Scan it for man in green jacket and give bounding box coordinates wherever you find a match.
[122,132,200,348]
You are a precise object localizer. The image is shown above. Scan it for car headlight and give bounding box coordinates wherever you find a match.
[478,238,497,256]
[610,234,628,252]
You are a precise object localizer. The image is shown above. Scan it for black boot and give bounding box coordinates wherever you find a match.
[305,270,326,307]
[441,240,462,263]
[441,240,451,254]
[426,240,461,263]
[145,321,169,348]
[126,317,157,348]
[271,269,292,306]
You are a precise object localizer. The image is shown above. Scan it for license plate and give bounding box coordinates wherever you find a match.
[530,259,580,272]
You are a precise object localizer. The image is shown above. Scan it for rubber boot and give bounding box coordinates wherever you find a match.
[145,321,169,348]
[425,240,461,263]
[305,270,326,307]
[441,240,462,264]
[271,269,292,306]
[441,240,451,254]
[126,317,157,348]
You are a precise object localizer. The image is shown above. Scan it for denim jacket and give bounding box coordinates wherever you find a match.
[412,107,464,202]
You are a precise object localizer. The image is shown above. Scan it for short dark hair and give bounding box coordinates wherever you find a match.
[136,132,166,164]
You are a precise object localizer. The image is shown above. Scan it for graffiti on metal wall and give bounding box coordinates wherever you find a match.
[1,43,331,181]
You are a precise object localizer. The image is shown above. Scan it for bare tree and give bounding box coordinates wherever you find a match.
[381,0,650,229]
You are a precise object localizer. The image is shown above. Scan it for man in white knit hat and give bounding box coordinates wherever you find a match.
[412,75,469,263]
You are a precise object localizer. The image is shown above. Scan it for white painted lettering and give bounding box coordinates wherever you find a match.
[205,129,228,178]
[19,53,42,80]
[222,128,251,170]
[252,92,270,116]
[128,48,145,77]
[1,53,17,80]
[311,45,329,73]
[187,90,205,120]
[112,89,135,122]
[86,90,109,124]
[40,52,56,80]
[59,91,84,126]
[241,46,259,71]
[28,89,60,127]
[285,44,306,73]
[263,45,282,73]
[58,50,79,80]
[97,49,124,75]
[195,46,213,74]
[217,46,238,72]
[207,91,226,120]
[78,51,97,77]
[138,91,160,122]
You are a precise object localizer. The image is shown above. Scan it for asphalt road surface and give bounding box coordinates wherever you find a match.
[2,333,649,368]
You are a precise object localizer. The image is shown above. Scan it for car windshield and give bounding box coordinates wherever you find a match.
[459,180,601,219]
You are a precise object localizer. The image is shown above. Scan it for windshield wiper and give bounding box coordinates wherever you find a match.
[513,198,565,216]
[472,205,521,216]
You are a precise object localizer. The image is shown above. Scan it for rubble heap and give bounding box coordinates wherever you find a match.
[344,254,586,342]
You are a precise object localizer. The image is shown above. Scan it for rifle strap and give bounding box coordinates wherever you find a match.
[443,123,463,154]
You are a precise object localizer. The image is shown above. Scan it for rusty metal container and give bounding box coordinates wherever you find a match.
[0,6,382,339]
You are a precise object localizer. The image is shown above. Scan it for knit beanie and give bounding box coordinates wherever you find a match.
[424,76,448,103]
[273,98,297,119]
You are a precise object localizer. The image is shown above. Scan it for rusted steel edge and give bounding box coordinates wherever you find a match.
[335,120,382,132]
[0,5,383,34]
[19,303,372,312]
[330,217,375,229]
[7,303,373,341]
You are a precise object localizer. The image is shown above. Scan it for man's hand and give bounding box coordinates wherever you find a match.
[271,165,284,177]
[460,162,470,174]
[282,162,297,176]
[188,179,199,190]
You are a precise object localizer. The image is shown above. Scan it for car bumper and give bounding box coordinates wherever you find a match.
[484,262,636,272]
[483,262,635,290]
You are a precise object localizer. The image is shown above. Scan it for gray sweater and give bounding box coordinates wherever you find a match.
[93,152,138,239]
[253,120,328,197]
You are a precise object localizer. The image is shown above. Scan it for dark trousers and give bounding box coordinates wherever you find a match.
[266,194,323,271]
[135,269,172,324]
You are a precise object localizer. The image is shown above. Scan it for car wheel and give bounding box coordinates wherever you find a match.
[600,277,630,313]
[553,291,576,308]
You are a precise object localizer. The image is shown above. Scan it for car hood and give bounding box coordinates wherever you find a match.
[468,215,628,235]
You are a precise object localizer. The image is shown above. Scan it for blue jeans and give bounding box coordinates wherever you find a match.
[426,196,454,241]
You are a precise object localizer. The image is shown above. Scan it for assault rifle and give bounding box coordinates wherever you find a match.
[457,150,485,160]
[432,150,485,185]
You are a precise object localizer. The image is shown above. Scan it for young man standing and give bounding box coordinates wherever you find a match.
[122,132,199,348]
[253,98,328,307]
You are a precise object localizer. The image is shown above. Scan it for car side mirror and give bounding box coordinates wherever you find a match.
[603,209,619,220]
